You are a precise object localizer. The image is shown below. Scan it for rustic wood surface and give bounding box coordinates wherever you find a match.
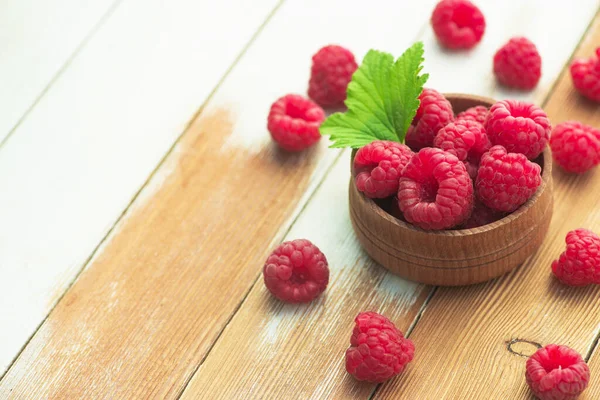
[1,0,600,399]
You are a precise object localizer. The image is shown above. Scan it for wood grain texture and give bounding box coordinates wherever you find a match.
[0,0,280,377]
[375,14,600,400]
[585,344,600,398]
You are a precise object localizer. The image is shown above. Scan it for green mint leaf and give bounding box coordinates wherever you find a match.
[320,42,428,149]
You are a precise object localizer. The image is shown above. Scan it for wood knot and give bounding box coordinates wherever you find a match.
[506,339,542,358]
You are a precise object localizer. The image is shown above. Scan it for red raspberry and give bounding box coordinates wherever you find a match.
[552,229,600,286]
[550,121,600,174]
[493,37,542,90]
[430,0,485,50]
[476,145,542,212]
[308,45,358,108]
[570,48,600,102]
[345,312,414,383]
[267,94,325,152]
[485,100,551,160]
[526,344,590,400]
[405,88,454,151]
[433,119,491,179]
[353,141,413,198]
[397,148,473,230]
[461,201,505,229]
[263,239,329,303]
[456,105,488,126]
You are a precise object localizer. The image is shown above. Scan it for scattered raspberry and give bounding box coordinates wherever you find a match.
[476,145,542,212]
[353,141,413,198]
[267,94,325,152]
[433,119,491,179]
[405,88,454,151]
[493,37,542,90]
[430,0,486,50]
[570,48,600,102]
[485,100,551,160]
[456,105,488,126]
[550,121,600,174]
[552,229,600,286]
[526,344,590,400]
[345,312,414,383]
[308,45,358,108]
[461,201,505,229]
[263,239,329,303]
[397,148,473,230]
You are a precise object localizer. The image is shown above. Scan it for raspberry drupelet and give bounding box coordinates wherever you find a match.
[405,88,454,151]
[308,45,358,108]
[552,228,600,286]
[461,200,505,229]
[430,0,486,50]
[570,48,600,102]
[267,94,325,152]
[455,105,488,126]
[433,119,491,179]
[485,100,551,160]
[476,145,542,213]
[263,239,329,303]
[397,148,474,230]
[345,312,414,383]
[550,121,600,174]
[493,37,542,90]
[526,344,590,400]
[353,141,413,198]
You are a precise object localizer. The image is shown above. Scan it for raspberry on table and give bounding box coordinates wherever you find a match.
[476,145,542,212]
[485,100,551,160]
[493,37,542,90]
[397,148,474,230]
[430,0,486,50]
[433,119,491,179]
[263,239,329,303]
[550,121,600,174]
[552,228,600,286]
[308,45,358,108]
[570,48,600,102]
[345,312,414,383]
[405,88,454,151]
[461,201,505,229]
[456,105,488,126]
[353,141,413,198]
[526,344,590,400]
[267,94,325,152]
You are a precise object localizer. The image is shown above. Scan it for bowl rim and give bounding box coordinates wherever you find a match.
[351,93,553,237]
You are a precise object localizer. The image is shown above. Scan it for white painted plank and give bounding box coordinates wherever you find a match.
[0,0,279,375]
[0,0,117,143]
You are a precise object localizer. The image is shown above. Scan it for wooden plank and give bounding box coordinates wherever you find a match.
[0,0,280,376]
[180,1,600,398]
[375,13,600,400]
[585,345,600,398]
[0,0,117,143]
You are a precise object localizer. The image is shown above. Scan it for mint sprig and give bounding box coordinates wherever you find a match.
[320,42,428,148]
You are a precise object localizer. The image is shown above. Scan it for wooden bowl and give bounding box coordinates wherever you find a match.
[349,93,553,286]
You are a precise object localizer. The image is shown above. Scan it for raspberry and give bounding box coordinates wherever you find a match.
[397,148,474,230]
[476,145,542,212]
[353,141,413,198]
[345,312,414,383]
[526,344,590,400]
[267,94,325,152]
[570,48,600,102]
[461,201,505,229]
[263,239,329,303]
[430,0,486,50]
[552,229,600,286]
[550,121,600,174]
[405,88,454,151]
[493,37,542,90]
[433,119,491,179]
[485,100,551,160]
[308,45,358,108]
[456,105,488,126]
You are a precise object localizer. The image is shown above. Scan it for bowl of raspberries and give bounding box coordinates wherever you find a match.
[349,92,553,286]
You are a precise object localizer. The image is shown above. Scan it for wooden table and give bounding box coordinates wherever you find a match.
[1,1,599,398]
